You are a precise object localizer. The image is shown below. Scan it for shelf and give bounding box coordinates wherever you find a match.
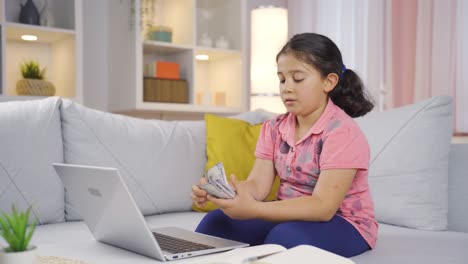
[1,0,82,102]
[195,47,241,60]
[143,40,192,54]
[108,0,246,118]
[5,22,75,44]
[4,0,76,30]
[137,101,243,114]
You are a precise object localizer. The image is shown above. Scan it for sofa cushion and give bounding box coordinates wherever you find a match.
[60,100,206,220]
[27,211,206,247]
[192,114,279,212]
[0,97,64,224]
[354,96,452,230]
[350,223,468,264]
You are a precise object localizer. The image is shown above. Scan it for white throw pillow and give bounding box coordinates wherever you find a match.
[60,100,207,220]
[0,97,65,224]
[355,96,452,230]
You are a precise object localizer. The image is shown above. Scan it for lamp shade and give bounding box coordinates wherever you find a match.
[250,6,288,113]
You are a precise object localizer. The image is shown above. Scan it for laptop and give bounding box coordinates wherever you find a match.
[52,163,248,261]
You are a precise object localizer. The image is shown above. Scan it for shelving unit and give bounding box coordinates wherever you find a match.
[108,0,247,117]
[0,0,82,102]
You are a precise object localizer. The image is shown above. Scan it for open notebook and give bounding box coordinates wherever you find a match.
[192,244,356,264]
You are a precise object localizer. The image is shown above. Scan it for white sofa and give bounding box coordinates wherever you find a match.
[0,96,467,264]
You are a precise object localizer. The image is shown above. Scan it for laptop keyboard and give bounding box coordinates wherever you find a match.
[152,232,215,254]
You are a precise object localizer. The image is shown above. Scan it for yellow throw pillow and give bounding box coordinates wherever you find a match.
[192,114,279,212]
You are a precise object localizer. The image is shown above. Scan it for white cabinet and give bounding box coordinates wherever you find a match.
[0,0,82,102]
[108,0,247,116]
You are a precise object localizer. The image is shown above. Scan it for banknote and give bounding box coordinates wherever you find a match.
[198,162,236,199]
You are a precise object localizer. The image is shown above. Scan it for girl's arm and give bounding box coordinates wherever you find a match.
[237,158,276,201]
[209,165,356,222]
[254,168,356,222]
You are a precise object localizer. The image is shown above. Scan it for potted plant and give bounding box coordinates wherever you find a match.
[0,205,38,264]
[16,60,56,96]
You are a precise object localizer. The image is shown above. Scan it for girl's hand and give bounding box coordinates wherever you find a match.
[191,177,208,207]
[208,175,260,220]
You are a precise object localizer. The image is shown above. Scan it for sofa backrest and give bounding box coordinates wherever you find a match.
[1,96,465,234]
[448,143,468,233]
[0,97,65,225]
[59,99,274,221]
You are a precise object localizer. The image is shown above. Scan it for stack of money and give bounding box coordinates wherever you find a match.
[198,162,236,199]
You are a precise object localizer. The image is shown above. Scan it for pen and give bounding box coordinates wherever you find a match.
[241,251,279,264]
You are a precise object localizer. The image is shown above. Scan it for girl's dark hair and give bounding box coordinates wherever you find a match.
[276,33,374,117]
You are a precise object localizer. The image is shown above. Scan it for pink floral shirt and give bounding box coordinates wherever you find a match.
[255,99,378,248]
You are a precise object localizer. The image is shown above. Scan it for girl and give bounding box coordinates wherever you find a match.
[191,33,377,257]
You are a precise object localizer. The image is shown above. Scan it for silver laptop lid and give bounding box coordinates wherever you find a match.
[53,163,165,260]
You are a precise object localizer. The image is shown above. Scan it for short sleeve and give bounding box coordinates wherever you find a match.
[255,120,275,160]
[319,126,370,170]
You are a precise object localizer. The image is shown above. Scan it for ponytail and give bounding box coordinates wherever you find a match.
[329,69,374,117]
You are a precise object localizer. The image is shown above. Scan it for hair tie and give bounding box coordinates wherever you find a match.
[339,64,347,79]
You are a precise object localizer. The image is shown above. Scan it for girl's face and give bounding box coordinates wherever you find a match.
[277,53,336,117]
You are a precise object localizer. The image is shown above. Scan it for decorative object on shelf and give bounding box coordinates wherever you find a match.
[202,91,212,105]
[141,0,155,36]
[16,60,56,96]
[19,0,40,25]
[214,92,226,106]
[195,91,212,105]
[39,0,55,27]
[141,0,174,42]
[147,25,172,42]
[199,33,213,47]
[144,61,180,79]
[215,36,229,49]
[250,5,288,113]
[0,205,38,264]
[143,78,188,103]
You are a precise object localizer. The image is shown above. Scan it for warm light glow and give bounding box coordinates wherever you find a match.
[250,6,288,113]
[21,35,38,41]
[196,54,209,61]
[250,96,286,114]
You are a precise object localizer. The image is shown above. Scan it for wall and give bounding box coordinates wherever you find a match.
[287,0,316,36]
[82,0,109,111]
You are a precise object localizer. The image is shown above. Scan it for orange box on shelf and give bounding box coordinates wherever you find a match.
[155,61,179,80]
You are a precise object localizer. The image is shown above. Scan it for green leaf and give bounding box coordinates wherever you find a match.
[24,220,36,251]
[0,215,14,245]
[0,206,36,252]
[0,214,9,231]
[19,207,33,250]
[18,214,27,250]
[20,60,45,79]
[9,235,21,251]
[11,205,19,220]
[4,212,18,236]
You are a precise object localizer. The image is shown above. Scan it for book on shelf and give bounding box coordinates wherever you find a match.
[190,244,355,264]
[144,61,180,80]
[143,77,188,103]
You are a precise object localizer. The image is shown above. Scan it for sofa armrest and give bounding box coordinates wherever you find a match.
[448,143,468,233]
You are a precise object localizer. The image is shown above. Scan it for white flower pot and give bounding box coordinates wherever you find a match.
[0,246,38,264]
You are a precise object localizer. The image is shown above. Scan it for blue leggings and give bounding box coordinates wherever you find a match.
[195,209,370,258]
